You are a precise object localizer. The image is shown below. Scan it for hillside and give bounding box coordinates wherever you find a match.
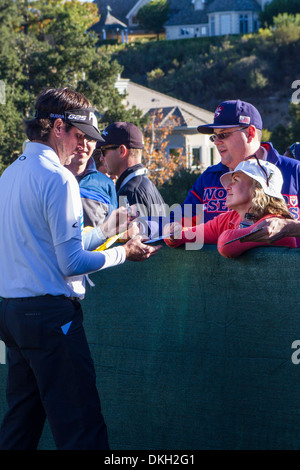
[107,20,300,142]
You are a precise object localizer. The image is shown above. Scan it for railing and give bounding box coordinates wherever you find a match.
[1,245,300,450]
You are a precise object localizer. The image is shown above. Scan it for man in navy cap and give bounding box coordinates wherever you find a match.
[97,122,166,218]
[182,100,300,238]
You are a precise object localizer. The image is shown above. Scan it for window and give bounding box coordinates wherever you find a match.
[240,14,248,34]
[192,147,202,168]
[131,15,139,25]
[169,148,181,158]
[180,27,195,37]
[210,16,215,36]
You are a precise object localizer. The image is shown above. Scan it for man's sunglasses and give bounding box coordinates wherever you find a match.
[209,126,249,143]
[100,146,120,156]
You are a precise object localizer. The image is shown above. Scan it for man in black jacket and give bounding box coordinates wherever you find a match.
[97,122,166,218]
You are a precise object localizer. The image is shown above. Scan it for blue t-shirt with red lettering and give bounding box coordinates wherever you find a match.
[183,142,300,223]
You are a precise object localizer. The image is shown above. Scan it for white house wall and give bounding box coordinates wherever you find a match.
[185,133,220,170]
[209,11,258,36]
[166,131,220,171]
[166,23,209,40]
[117,79,217,171]
[166,10,259,40]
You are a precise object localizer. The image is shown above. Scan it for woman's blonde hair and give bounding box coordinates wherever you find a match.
[250,180,294,220]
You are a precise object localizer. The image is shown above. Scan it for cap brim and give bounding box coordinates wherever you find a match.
[221,170,284,200]
[220,171,235,188]
[95,139,109,148]
[197,124,242,134]
[71,122,104,141]
[95,139,144,149]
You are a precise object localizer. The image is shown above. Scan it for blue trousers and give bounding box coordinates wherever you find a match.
[0,295,109,450]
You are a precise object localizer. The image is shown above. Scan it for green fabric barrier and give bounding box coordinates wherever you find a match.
[0,244,300,450]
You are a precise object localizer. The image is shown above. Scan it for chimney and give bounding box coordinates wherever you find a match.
[192,0,207,11]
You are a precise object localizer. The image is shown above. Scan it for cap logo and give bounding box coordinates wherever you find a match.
[68,114,87,121]
[49,113,64,119]
[102,130,109,136]
[289,195,298,207]
[239,115,251,125]
[214,106,223,118]
[89,112,99,129]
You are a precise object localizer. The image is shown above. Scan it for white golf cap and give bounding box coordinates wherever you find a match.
[220,158,284,200]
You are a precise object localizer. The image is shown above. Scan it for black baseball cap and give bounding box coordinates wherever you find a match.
[197,100,263,134]
[35,107,103,141]
[96,122,144,149]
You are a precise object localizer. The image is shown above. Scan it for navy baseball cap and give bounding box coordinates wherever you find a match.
[96,122,144,149]
[197,100,263,134]
[287,142,300,160]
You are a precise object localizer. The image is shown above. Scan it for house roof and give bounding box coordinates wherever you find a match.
[206,0,261,13]
[105,11,127,28]
[148,106,189,127]
[123,80,214,129]
[93,0,209,29]
[93,0,138,24]
[90,4,128,32]
[92,0,261,31]
[165,0,208,26]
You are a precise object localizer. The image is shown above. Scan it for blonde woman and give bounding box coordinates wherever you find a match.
[165,158,297,258]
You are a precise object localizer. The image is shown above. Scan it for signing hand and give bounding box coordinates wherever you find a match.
[123,236,161,261]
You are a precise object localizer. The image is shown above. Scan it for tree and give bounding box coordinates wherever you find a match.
[0,0,142,173]
[270,103,300,155]
[159,167,199,206]
[272,13,300,44]
[137,0,170,40]
[259,0,300,26]
[0,0,27,170]
[142,109,186,188]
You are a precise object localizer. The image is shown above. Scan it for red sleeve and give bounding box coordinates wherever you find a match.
[218,217,297,258]
[164,212,235,248]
